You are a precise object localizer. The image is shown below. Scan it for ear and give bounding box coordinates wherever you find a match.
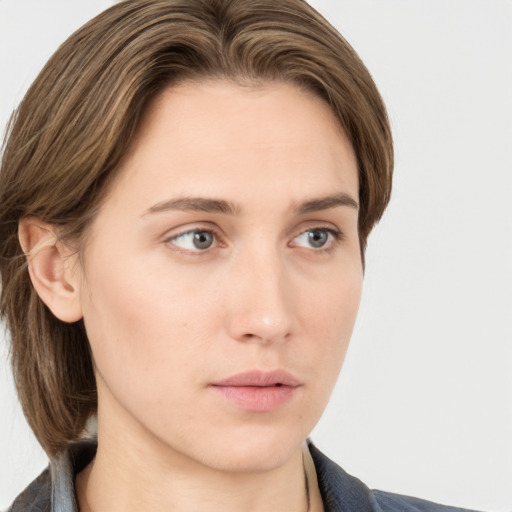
[18,218,83,323]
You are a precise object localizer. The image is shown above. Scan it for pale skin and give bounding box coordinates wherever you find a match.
[19,80,363,512]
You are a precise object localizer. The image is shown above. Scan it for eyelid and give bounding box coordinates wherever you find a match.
[162,223,225,253]
[289,225,344,250]
[161,222,344,254]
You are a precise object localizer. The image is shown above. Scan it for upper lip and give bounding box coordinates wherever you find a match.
[212,370,301,387]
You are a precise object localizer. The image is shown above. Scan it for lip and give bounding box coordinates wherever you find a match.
[210,370,302,412]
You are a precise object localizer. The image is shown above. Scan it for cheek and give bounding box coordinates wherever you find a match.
[300,269,362,381]
[79,267,208,433]
[304,262,362,334]
[79,250,222,388]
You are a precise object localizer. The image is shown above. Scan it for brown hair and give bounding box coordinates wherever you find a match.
[0,0,393,456]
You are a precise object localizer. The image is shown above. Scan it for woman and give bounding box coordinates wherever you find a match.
[0,1,481,511]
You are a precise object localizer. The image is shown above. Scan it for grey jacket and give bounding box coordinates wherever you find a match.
[8,440,480,512]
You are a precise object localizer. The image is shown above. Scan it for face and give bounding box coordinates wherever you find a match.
[77,80,362,472]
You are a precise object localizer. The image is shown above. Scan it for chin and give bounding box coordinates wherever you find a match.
[200,442,299,474]
[193,421,310,473]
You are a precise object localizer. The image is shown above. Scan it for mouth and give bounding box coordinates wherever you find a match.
[210,370,302,412]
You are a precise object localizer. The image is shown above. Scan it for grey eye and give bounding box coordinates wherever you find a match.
[192,231,214,249]
[294,229,331,249]
[171,230,215,251]
[307,229,329,248]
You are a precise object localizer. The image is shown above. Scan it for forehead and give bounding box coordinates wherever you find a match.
[106,80,358,212]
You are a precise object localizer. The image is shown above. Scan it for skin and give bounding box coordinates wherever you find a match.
[23,80,362,512]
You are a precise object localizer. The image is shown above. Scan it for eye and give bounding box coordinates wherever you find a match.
[292,228,342,250]
[168,229,216,251]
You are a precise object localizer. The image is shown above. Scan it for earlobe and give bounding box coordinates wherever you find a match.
[18,218,83,323]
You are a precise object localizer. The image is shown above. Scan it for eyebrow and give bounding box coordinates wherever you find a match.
[144,197,240,216]
[295,192,359,214]
[143,192,358,217]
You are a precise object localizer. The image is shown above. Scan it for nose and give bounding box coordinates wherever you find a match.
[225,246,295,345]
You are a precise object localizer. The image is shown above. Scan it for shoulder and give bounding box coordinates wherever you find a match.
[308,441,482,512]
[371,490,479,512]
[7,440,96,512]
[7,467,51,512]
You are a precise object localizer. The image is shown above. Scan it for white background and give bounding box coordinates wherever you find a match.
[1,1,511,511]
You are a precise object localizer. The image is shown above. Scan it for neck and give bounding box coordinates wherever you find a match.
[76,418,321,512]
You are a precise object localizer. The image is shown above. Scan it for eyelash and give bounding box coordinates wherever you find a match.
[290,227,344,254]
[164,226,344,254]
[163,225,225,254]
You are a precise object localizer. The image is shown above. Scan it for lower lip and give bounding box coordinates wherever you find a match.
[210,385,298,412]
